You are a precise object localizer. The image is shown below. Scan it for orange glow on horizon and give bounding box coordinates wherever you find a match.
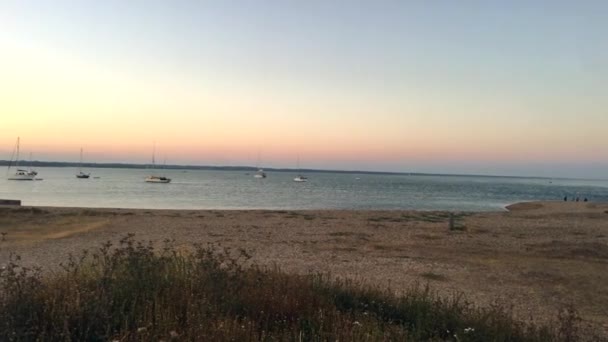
[1,12,607,176]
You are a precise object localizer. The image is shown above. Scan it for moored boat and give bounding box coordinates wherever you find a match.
[254,169,267,178]
[145,175,171,183]
[7,138,36,181]
[293,154,308,183]
[76,148,91,179]
[145,142,171,183]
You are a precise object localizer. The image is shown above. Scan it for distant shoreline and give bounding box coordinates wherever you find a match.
[1,160,598,181]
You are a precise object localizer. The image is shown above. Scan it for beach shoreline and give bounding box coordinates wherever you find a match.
[1,201,607,336]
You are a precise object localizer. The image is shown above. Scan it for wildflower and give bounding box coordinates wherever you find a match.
[464,327,475,333]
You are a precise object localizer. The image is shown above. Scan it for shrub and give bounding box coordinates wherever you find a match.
[0,236,575,341]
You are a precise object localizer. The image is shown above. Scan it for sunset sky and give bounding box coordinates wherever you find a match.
[1,1,607,178]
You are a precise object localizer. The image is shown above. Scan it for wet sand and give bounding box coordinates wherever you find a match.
[1,201,607,336]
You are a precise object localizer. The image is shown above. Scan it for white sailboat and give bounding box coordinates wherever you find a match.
[7,137,37,181]
[254,169,267,179]
[293,154,308,182]
[293,175,308,182]
[253,152,266,178]
[76,148,91,179]
[145,143,171,183]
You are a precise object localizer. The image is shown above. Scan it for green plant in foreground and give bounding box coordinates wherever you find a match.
[0,235,581,341]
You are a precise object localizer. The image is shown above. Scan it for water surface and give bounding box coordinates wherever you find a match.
[1,167,607,211]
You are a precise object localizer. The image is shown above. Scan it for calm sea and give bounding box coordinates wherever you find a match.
[1,167,607,211]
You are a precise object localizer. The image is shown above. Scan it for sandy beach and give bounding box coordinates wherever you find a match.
[1,201,607,337]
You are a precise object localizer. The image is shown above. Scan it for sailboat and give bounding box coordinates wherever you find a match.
[7,137,37,181]
[293,175,308,182]
[253,152,266,178]
[76,148,90,179]
[145,143,171,183]
[293,154,308,182]
[254,169,267,179]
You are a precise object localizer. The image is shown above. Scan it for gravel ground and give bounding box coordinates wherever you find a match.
[1,201,607,337]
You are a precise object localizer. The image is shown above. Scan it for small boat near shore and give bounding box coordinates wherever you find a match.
[253,152,267,179]
[76,148,90,179]
[76,172,90,179]
[293,154,308,183]
[254,169,267,179]
[145,175,171,183]
[145,143,171,184]
[9,169,36,181]
[7,138,37,181]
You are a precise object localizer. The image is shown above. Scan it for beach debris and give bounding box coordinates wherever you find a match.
[448,213,467,231]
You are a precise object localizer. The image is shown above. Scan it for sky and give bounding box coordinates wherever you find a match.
[1,1,607,178]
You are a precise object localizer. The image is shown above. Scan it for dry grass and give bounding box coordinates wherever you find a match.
[1,201,607,338]
[0,237,577,341]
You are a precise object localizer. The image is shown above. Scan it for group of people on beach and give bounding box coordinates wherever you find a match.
[563,196,588,202]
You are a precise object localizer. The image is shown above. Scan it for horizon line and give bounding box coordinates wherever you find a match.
[1,160,605,182]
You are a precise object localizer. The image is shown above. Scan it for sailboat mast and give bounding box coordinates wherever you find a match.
[151,142,156,168]
[79,148,83,172]
[15,137,20,168]
[7,138,18,173]
[256,151,262,169]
